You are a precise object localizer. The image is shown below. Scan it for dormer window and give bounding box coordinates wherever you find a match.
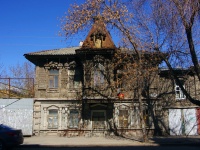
[90,31,106,48]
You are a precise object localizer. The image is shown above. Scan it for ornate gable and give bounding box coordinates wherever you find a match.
[82,17,116,49]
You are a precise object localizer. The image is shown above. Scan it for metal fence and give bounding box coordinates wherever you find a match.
[0,78,34,98]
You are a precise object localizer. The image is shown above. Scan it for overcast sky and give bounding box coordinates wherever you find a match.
[0,0,86,70]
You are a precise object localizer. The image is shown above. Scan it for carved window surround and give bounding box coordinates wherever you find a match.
[44,61,63,69]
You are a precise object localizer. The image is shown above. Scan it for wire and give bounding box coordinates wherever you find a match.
[0,98,21,110]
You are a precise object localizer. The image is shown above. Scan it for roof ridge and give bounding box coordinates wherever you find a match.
[24,46,81,56]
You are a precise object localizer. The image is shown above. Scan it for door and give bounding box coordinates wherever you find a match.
[169,109,182,135]
[183,109,197,135]
[196,108,200,135]
[91,110,106,129]
[169,109,198,135]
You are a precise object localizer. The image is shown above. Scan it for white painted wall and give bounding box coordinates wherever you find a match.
[0,98,34,136]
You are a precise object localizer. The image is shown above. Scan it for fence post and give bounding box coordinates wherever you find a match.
[8,78,10,98]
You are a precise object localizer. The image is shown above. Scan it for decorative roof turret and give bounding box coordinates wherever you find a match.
[81,16,116,49]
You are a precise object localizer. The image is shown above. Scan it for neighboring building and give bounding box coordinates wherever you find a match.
[24,18,200,137]
[158,69,200,135]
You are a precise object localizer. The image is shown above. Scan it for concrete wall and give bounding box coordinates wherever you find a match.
[0,98,34,136]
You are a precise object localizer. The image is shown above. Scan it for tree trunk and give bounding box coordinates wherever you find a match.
[138,84,148,142]
[185,27,200,81]
[137,60,148,142]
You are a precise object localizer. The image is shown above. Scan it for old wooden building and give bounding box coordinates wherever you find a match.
[24,18,200,137]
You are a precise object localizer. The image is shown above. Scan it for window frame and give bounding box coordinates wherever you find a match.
[68,68,81,90]
[118,109,129,128]
[175,83,186,100]
[93,63,105,88]
[68,109,79,129]
[48,109,58,129]
[48,69,59,89]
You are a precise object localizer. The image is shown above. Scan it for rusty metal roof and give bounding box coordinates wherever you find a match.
[24,47,81,56]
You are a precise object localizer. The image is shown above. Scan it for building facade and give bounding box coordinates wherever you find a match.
[24,19,200,137]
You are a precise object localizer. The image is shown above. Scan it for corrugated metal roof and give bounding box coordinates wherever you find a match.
[25,47,81,56]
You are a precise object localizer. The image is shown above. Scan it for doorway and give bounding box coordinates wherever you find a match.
[91,110,106,129]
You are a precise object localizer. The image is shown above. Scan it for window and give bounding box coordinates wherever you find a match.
[68,110,79,128]
[94,63,104,87]
[119,110,128,128]
[68,69,81,89]
[48,109,58,129]
[49,69,59,88]
[143,107,152,128]
[131,106,140,128]
[175,84,185,99]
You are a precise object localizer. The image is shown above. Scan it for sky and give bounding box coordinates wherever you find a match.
[0,0,86,70]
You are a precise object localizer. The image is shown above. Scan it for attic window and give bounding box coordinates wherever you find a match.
[90,31,106,48]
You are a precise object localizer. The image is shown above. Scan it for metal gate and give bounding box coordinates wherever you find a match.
[169,109,197,135]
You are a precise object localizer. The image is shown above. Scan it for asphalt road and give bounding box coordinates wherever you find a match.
[13,145,200,150]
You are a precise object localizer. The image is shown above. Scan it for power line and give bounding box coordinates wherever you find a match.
[0,98,21,110]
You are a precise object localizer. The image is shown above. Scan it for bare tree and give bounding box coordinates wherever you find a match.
[147,0,200,105]
[61,0,200,141]
[5,61,35,97]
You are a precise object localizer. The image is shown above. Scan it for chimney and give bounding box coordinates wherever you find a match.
[79,41,83,46]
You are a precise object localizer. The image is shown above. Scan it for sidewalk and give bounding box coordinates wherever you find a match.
[21,135,200,147]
